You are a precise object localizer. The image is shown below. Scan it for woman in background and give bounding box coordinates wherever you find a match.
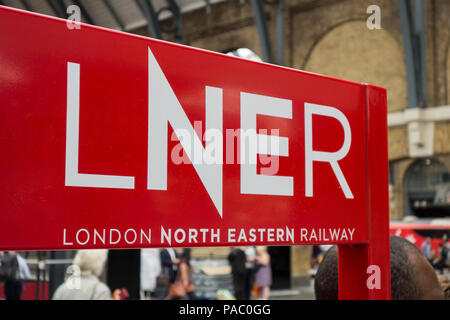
[179,248,195,299]
[53,250,115,300]
[254,246,272,300]
[166,248,195,300]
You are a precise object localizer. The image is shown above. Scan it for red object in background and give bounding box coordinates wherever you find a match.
[390,221,450,259]
[0,7,390,299]
[0,281,49,300]
[119,288,130,300]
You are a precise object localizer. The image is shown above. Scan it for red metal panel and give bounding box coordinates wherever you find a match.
[338,85,391,299]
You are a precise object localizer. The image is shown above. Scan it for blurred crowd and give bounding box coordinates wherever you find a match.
[1,235,448,300]
[228,246,272,300]
[420,235,449,275]
[0,247,270,301]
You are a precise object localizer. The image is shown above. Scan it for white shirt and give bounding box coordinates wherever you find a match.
[243,247,256,269]
[140,249,162,291]
[167,248,177,261]
[16,254,31,280]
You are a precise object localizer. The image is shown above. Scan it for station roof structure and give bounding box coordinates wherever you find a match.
[0,0,225,32]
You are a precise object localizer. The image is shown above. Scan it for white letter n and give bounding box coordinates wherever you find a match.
[147,48,223,217]
[65,62,135,189]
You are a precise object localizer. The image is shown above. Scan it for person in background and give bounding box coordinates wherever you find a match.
[140,248,161,299]
[0,252,3,278]
[1,251,31,300]
[243,246,256,300]
[311,245,321,268]
[254,246,272,300]
[314,236,444,300]
[228,247,246,300]
[421,237,434,264]
[160,248,179,284]
[434,235,449,274]
[178,248,195,299]
[166,249,195,300]
[52,250,116,300]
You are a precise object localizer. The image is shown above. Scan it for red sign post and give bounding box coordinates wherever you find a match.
[0,6,390,299]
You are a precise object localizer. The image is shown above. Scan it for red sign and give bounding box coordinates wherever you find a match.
[0,7,369,249]
[0,7,390,299]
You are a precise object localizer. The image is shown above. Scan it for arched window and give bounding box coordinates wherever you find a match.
[404,158,450,217]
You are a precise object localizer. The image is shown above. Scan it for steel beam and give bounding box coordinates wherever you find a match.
[204,0,211,14]
[135,0,162,39]
[165,0,182,42]
[20,0,32,11]
[413,0,427,107]
[56,0,67,18]
[102,0,125,30]
[73,0,94,25]
[397,0,427,108]
[275,0,284,65]
[46,0,64,18]
[250,0,273,63]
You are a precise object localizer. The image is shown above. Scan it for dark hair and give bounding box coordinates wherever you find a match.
[181,248,191,265]
[314,236,424,300]
[314,246,338,300]
[389,235,423,299]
